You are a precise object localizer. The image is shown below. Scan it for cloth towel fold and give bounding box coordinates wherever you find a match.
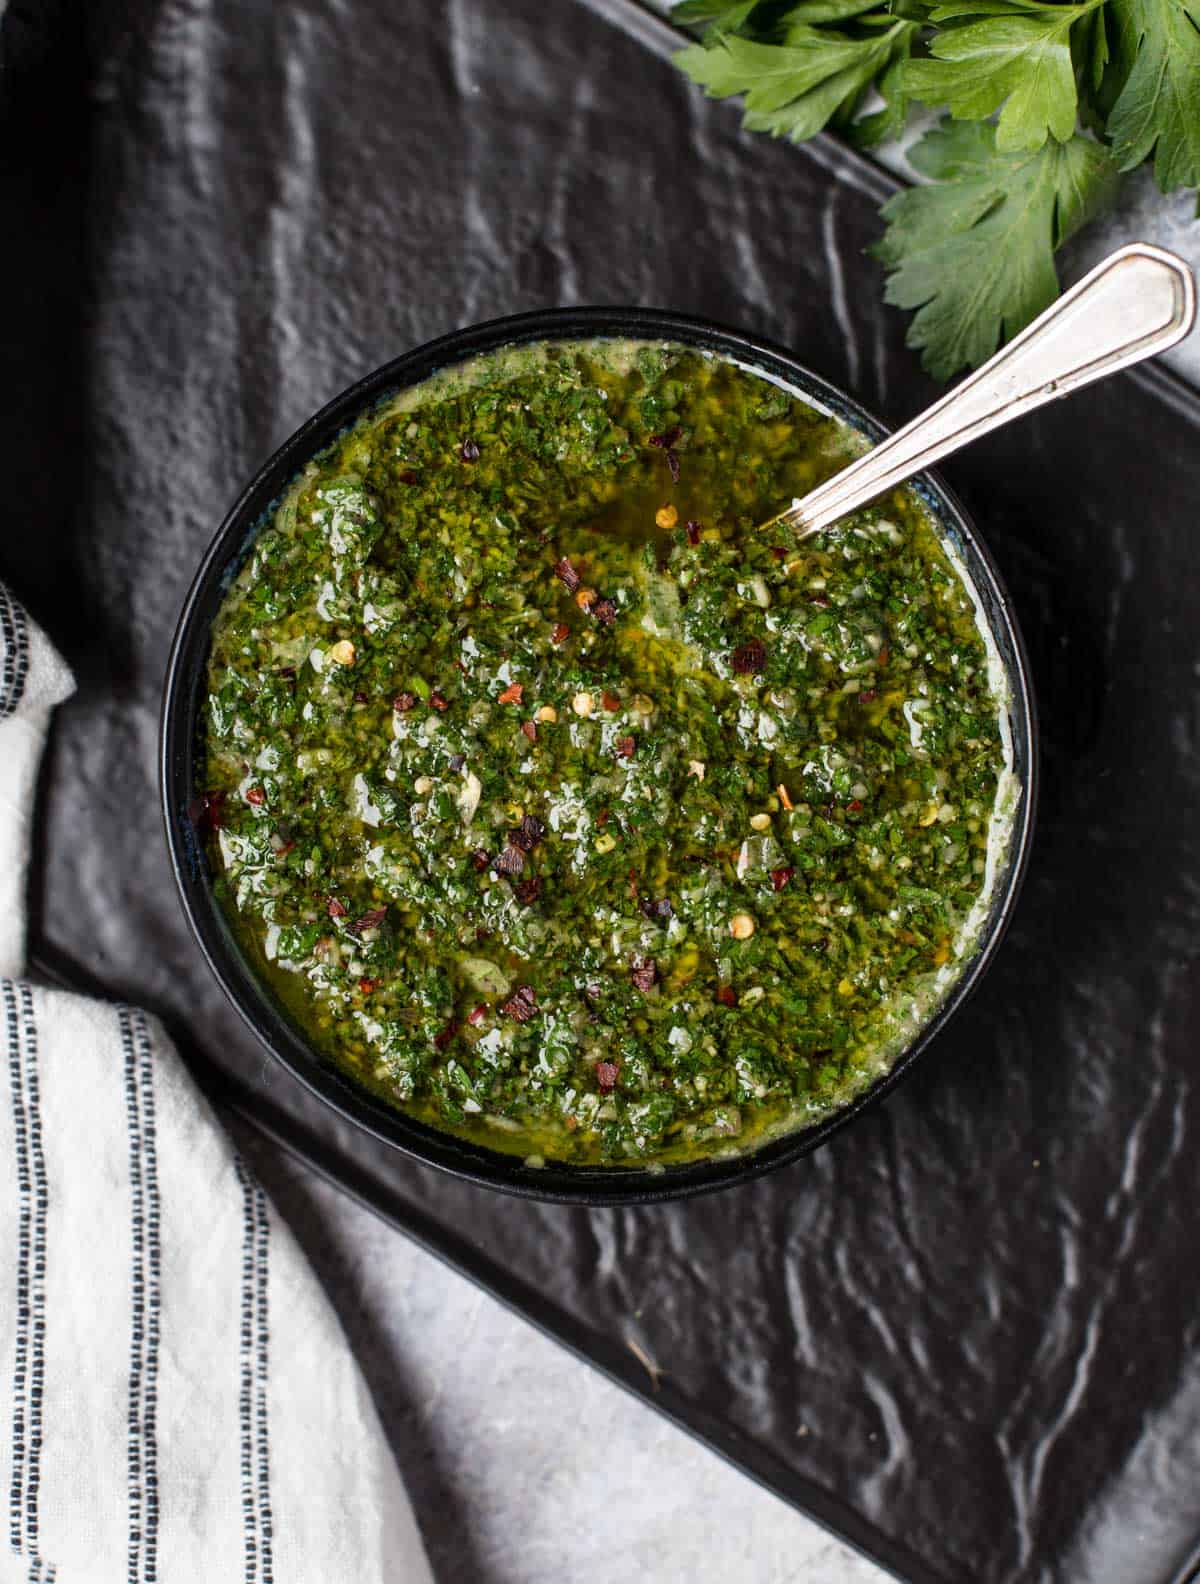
[0,586,434,1582]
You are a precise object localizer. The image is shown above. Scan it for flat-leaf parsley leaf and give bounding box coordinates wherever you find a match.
[676,21,919,144]
[872,120,1119,377]
[1104,0,1200,193]
[903,0,1105,152]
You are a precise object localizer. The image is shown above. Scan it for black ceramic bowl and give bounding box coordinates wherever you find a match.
[161,307,1037,1205]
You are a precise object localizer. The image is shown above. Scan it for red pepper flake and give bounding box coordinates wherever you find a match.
[627,868,639,900]
[349,905,388,934]
[514,875,543,906]
[502,984,538,1023]
[428,691,450,712]
[551,621,570,644]
[770,546,787,560]
[434,1019,458,1050]
[521,720,537,743]
[614,735,636,759]
[716,985,737,1008]
[666,449,681,484]
[770,866,795,892]
[189,790,226,831]
[460,439,480,463]
[593,598,617,626]
[810,593,831,608]
[498,681,524,706]
[847,799,864,814]
[467,1005,487,1027]
[509,814,545,852]
[596,808,610,829]
[858,689,877,704]
[245,786,266,806]
[276,840,295,857]
[398,469,419,485]
[878,646,890,667]
[601,689,621,712]
[553,558,581,593]
[596,1060,620,1094]
[393,692,416,712]
[358,977,379,995]
[685,520,701,546]
[469,849,491,872]
[731,639,766,675]
[493,844,526,877]
[648,425,682,450]
[327,896,347,918]
[630,956,658,992]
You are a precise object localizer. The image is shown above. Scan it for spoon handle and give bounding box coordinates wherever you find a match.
[769,242,1196,539]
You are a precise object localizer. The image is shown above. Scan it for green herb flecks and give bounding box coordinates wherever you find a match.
[204,340,1011,1167]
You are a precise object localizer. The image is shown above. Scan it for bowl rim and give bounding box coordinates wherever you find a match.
[160,304,1039,1206]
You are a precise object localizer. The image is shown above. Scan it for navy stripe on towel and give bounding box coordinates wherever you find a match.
[6,981,55,1581]
[235,1156,260,1584]
[0,586,30,720]
[20,986,48,1572]
[6,978,31,1555]
[133,1012,161,1582]
[234,1155,274,1584]
[122,1006,160,1584]
[252,1176,273,1583]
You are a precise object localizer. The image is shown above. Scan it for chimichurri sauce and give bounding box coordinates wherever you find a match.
[204,340,1013,1168]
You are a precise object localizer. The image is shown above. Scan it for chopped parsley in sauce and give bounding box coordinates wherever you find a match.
[204,340,1013,1167]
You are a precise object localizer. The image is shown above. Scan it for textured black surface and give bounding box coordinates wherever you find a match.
[4,1,1200,1580]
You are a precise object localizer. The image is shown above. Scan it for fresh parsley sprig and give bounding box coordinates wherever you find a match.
[874,121,1119,376]
[903,0,1106,152]
[672,0,1199,378]
[1103,0,1200,190]
[675,17,920,148]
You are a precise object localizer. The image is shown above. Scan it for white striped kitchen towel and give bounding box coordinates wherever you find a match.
[0,582,434,1582]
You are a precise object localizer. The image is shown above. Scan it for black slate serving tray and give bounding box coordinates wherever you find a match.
[4,0,1200,1579]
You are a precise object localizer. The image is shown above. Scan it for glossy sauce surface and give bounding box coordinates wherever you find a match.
[204,340,1012,1165]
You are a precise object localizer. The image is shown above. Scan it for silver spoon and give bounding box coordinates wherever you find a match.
[761,242,1196,539]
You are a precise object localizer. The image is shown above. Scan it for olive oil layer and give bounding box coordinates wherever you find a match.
[205,341,1010,1167]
